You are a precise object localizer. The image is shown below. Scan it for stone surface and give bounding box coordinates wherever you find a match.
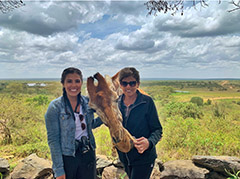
[10,153,52,179]
[151,161,161,179]
[0,157,10,174]
[160,160,209,179]
[96,155,113,176]
[206,171,226,179]
[102,165,128,179]
[112,158,124,168]
[3,154,240,179]
[192,155,240,176]
[156,159,164,171]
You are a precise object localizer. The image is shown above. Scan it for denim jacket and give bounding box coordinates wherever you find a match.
[45,95,102,177]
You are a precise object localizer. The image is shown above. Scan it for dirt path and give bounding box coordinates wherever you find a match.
[220,80,228,86]
[205,97,240,101]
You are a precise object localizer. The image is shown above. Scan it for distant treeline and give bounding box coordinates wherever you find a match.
[1,80,240,95]
[140,80,240,91]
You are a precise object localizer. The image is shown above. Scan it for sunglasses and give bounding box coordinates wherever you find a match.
[79,114,86,130]
[120,81,137,87]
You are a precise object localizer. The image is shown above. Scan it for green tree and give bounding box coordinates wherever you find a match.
[206,99,212,105]
[190,97,203,106]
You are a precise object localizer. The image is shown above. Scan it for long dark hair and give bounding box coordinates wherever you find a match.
[61,67,83,114]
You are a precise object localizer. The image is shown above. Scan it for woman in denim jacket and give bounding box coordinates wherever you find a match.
[45,67,102,179]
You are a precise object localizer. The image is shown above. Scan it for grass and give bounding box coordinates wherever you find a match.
[0,80,240,169]
[225,169,240,179]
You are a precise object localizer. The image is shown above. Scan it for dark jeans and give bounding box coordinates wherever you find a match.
[124,162,155,179]
[62,149,96,179]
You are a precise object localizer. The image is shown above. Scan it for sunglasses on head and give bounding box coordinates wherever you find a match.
[79,114,86,130]
[120,81,137,87]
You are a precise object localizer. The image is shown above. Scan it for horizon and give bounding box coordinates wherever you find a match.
[1,77,240,81]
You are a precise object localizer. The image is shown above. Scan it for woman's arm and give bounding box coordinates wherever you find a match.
[45,101,65,178]
[92,116,103,129]
[147,97,163,148]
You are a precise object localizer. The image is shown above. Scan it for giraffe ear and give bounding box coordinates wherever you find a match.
[111,71,120,89]
[111,71,122,95]
[112,71,119,82]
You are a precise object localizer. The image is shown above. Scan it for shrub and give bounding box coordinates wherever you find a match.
[190,97,203,106]
[163,117,198,149]
[206,99,212,105]
[26,95,50,106]
[164,102,203,119]
[213,102,226,118]
[0,95,46,147]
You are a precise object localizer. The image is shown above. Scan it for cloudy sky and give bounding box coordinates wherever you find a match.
[0,0,240,79]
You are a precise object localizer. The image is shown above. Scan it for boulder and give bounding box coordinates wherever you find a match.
[206,171,226,179]
[151,160,161,179]
[160,160,209,179]
[113,158,124,168]
[0,158,10,175]
[10,153,53,179]
[192,155,240,176]
[102,165,128,179]
[96,155,112,176]
[156,159,164,171]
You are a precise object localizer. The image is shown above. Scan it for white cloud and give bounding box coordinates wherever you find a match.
[0,1,240,79]
[0,1,108,36]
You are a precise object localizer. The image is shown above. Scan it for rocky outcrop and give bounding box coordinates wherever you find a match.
[0,154,239,179]
[96,155,113,177]
[160,160,209,179]
[193,155,240,176]
[0,158,9,176]
[10,153,53,179]
[102,165,127,179]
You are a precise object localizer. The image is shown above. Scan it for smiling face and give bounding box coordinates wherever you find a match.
[120,76,139,98]
[63,73,82,99]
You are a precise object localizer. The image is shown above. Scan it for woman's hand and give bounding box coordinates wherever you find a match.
[134,137,149,154]
[56,174,66,179]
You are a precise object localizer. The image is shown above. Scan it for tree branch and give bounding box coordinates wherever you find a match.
[0,0,24,13]
[145,0,240,16]
[228,0,240,12]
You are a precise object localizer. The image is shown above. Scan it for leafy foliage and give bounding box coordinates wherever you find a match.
[190,96,203,106]
[206,99,212,105]
[26,95,50,106]
[0,80,240,168]
[165,102,203,119]
[213,102,226,118]
[0,93,48,159]
[225,168,240,179]
[94,125,113,157]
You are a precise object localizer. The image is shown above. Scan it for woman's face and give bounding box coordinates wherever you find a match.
[63,73,82,99]
[120,76,139,98]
